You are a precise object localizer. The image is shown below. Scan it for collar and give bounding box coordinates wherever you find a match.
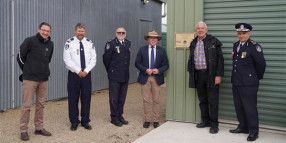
[74,36,86,42]
[36,33,50,43]
[149,45,156,49]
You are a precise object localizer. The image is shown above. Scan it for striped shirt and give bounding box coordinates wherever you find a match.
[194,40,207,70]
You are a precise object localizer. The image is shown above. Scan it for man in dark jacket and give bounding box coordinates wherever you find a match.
[17,22,53,141]
[103,27,131,127]
[188,22,224,134]
[229,23,266,142]
[135,30,169,128]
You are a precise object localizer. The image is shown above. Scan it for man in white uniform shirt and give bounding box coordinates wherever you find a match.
[63,23,96,131]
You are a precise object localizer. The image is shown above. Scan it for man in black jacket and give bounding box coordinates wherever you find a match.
[103,27,131,127]
[17,22,53,141]
[188,22,224,134]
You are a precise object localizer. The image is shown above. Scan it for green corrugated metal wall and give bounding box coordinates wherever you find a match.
[204,0,286,127]
[166,0,203,122]
[162,32,167,48]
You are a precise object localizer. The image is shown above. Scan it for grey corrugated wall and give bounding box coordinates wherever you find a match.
[204,0,286,127]
[0,0,163,111]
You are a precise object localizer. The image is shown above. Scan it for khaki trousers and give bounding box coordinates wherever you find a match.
[20,80,48,133]
[141,76,160,122]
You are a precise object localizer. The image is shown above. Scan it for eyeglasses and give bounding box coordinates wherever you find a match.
[40,29,51,33]
[116,32,126,35]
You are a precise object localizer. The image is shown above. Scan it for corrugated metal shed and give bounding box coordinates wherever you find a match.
[0,0,162,111]
[204,0,286,128]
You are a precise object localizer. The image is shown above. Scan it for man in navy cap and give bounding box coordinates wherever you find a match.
[229,23,266,141]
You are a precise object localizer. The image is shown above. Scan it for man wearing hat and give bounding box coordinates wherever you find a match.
[135,29,169,128]
[229,23,266,141]
[187,21,224,134]
[103,27,131,127]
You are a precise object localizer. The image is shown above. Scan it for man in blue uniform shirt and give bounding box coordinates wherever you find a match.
[229,23,266,142]
[63,23,97,131]
[103,27,131,127]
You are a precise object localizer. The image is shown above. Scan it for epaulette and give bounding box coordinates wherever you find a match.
[66,37,74,43]
[251,40,257,45]
[86,38,93,43]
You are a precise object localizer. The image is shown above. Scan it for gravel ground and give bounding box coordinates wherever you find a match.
[0,83,167,143]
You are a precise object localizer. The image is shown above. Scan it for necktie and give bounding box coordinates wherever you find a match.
[122,41,125,46]
[80,41,86,70]
[151,46,155,69]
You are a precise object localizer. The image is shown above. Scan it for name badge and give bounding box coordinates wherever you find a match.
[116,46,120,53]
[241,52,247,58]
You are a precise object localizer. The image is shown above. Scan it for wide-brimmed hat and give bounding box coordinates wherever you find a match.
[144,30,162,41]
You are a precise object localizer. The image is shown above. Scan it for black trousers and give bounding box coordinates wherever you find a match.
[68,71,91,125]
[196,70,219,127]
[232,85,259,134]
[109,81,128,121]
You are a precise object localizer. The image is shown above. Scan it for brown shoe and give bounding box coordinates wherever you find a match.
[20,132,29,141]
[34,129,52,136]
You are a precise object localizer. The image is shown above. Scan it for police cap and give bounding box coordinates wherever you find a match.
[235,23,252,32]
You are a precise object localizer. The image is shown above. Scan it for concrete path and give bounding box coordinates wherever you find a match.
[134,121,286,143]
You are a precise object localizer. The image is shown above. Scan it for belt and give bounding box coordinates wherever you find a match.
[195,69,208,72]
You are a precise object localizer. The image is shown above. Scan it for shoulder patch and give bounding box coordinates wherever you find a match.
[256,45,262,52]
[65,44,69,50]
[105,43,110,50]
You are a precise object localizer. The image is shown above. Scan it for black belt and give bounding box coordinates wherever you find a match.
[195,69,208,72]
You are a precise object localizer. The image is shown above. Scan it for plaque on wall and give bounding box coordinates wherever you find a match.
[175,33,194,48]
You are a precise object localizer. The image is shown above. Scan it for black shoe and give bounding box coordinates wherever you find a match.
[111,120,123,127]
[82,123,92,130]
[209,127,219,134]
[119,118,129,125]
[196,121,210,128]
[247,133,258,141]
[143,122,150,128]
[70,123,78,131]
[229,128,248,134]
[20,132,29,141]
[153,122,160,128]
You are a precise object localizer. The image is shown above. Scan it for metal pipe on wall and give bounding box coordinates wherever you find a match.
[10,0,15,108]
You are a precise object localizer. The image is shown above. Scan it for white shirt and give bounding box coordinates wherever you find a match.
[148,45,156,68]
[237,42,245,52]
[63,36,97,74]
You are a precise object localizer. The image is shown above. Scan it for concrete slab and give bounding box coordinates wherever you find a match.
[133,121,286,143]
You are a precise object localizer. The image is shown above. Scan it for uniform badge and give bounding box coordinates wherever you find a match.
[65,44,69,50]
[240,24,244,29]
[241,52,247,58]
[105,44,110,50]
[256,45,262,52]
[116,46,120,53]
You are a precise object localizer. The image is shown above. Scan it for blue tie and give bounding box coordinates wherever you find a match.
[151,46,155,69]
[80,42,86,70]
